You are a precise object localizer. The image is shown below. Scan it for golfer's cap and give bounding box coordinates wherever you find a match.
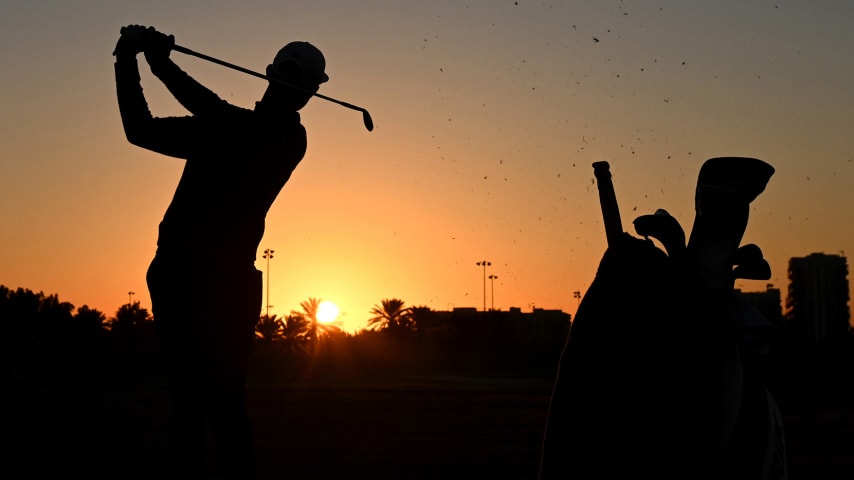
[271,41,329,86]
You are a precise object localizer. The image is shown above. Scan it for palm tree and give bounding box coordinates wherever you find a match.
[281,313,309,338]
[110,301,154,347]
[368,298,415,334]
[408,305,433,336]
[294,297,321,347]
[293,297,342,345]
[280,314,311,355]
[255,314,283,344]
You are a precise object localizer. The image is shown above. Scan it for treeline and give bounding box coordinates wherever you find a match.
[0,286,571,385]
[252,299,571,381]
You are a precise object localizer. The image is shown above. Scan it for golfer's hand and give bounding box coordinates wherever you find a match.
[143,27,175,61]
[113,24,148,57]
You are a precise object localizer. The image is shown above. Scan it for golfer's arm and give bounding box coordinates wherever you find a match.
[115,56,195,158]
[146,53,233,117]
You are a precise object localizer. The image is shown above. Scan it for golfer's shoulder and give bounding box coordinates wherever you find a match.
[274,111,307,139]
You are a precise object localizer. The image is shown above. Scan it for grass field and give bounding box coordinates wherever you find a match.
[3,376,552,479]
[3,371,853,479]
[4,337,854,480]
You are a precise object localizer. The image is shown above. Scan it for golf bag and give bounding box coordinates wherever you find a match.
[539,158,786,479]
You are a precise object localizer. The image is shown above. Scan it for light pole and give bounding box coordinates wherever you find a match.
[128,291,135,306]
[476,260,491,312]
[263,248,275,317]
[573,290,582,308]
[488,274,498,310]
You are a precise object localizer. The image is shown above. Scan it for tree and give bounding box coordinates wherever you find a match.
[280,314,311,355]
[368,298,415,334]
[0,287,42,350]
[110,301,154,346]
[72,305,108,346]
[74,305,107,330]
[292,297,342,345]
[294,297,321,347]
[255,314,283,344]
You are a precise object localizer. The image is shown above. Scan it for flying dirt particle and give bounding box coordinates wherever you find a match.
[593,37,599,43]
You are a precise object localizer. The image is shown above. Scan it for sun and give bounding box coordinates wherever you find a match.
[317,300,340,323]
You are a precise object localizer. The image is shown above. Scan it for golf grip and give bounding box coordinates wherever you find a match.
[592,161,623,247]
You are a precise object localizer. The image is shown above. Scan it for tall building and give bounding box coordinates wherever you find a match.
[786,253,850,341]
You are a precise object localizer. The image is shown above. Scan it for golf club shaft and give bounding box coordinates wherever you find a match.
[171,44,374,131]
[592,161,623,247]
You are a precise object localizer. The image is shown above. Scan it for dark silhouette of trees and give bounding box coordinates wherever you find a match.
[292,298,341,353]
[0,285,115,383]
[36,293,75,348]
[295,297,321,349]
[255,314,283,344]
[74,305,108,334]
[0,283,574,383]
[109,301,154,347]
[369,298,415,335]
[0,286,110,352]
[409,306,433,332]
[280,314,311,355]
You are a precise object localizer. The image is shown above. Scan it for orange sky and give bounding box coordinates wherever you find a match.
[1,1,852,333]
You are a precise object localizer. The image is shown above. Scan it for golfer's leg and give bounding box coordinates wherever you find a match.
[208,268,262,479]
[149,257,208,479]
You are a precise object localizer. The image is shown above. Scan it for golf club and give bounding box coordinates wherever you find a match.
[592,161,623,247]
[171,45,373,131]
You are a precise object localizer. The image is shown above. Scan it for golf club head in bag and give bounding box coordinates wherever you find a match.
[686,157,775,294]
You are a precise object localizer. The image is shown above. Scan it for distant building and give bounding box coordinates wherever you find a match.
[420,306,571,347]
[786,253,850,341]
[737,284,784,327]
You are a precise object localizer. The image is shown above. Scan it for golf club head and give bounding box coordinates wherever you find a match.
[633,209,686,257]
[732,243,772,280]
[363,110,374,131]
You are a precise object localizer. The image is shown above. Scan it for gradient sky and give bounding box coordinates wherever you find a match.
[1,1,852,333]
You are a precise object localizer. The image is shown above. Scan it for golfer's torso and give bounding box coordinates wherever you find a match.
[157,111,307,260]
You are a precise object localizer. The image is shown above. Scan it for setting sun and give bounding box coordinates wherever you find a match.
[317,301,340,323]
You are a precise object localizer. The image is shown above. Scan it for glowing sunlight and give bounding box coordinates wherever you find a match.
[317,300,340,323]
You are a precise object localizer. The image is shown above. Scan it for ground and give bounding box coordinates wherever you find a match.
[3,371,853,479]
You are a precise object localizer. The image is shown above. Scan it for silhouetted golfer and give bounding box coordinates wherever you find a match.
[114,25,328,479]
